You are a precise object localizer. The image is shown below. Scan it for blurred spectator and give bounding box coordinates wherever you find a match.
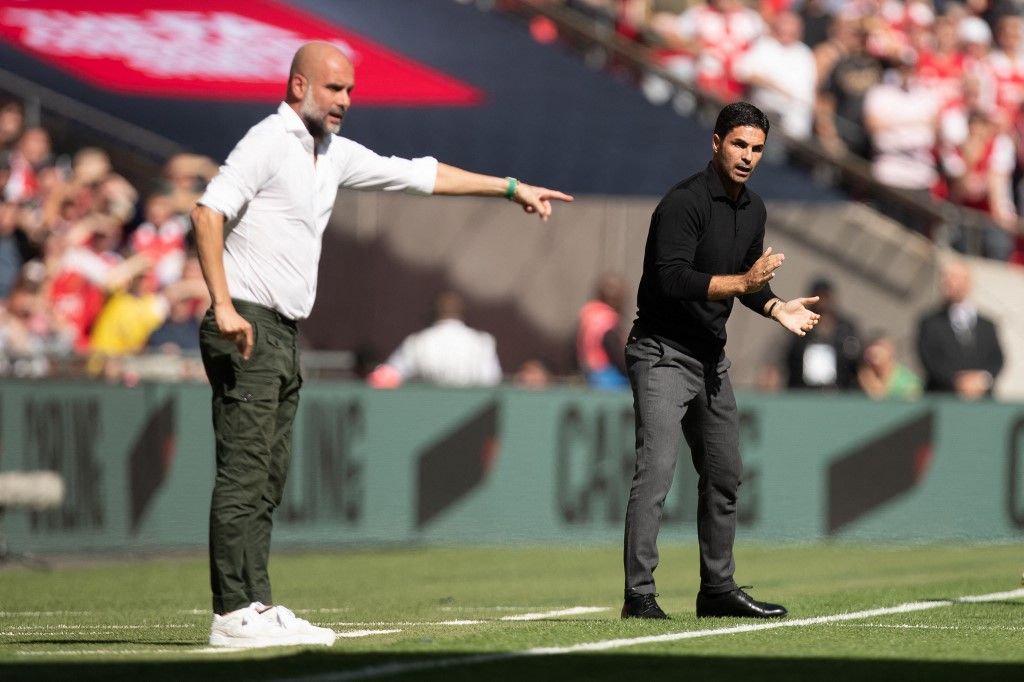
[514,358,553,389]
[648,0,765,102]
[971,0,1024,29]
[89,264,207,359]
[0,263,75,375]
[864,52,941,190]
[145,255,209,354]
[958,16,995,106]
[735,11,817,139]
[162,153,218,218]
[42,147,114,228]
[783,277,861,390]
[864,53,941,231]
[986,14,1024,130]
[917,258,1003,398]
[0,100,24,154]
[938,108,1017,259]
[4,127,51,203]
[368,292,502,388]
[131,193,188,292]
[816,17,882,158]
[857,331,923,399]
[48,214,126,351]
[814,15,861,90]
[915,15,969,107]
[576,272,629,389]
[0,199,25,298]
[797,0,835,48]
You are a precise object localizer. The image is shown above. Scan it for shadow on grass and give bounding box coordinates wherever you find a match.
[2,651,1022,682]
[11,639,199,646]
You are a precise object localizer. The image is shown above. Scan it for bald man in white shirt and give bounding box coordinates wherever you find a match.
[369,291,502,388]
[192,42,572,649]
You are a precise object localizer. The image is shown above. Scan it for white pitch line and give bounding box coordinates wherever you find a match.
[0,611,94,617]
[499,607,608,621]
[321,607,607,627]
[832,623,1024,631]
[17,648,240,656]
[182,608,352,615]
[957,588,1024,603]
[438,605,576,612]
[276,588,1024,682]
[2,624,193,631]
[335,629,402,638]
[325,621,484,627]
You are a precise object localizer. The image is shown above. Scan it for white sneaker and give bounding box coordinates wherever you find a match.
[208,603,335,648]
[259,604,336,646]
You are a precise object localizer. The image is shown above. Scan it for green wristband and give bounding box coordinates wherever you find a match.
[504,177,518,200]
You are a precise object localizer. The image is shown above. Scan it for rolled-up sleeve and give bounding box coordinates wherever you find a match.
[198,131,282,221]
[335,139,438,195]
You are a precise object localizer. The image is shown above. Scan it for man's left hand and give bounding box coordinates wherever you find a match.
[513,183,574,221]
[774,297,821,336]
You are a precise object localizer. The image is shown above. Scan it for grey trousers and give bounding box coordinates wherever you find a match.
[623,334,741,597]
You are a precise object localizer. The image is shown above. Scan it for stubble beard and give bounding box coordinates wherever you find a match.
[717,152,754,186]
[300,90,342,138]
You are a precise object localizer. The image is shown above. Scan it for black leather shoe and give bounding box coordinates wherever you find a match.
[695,587,787,619]
[621,592,669,619]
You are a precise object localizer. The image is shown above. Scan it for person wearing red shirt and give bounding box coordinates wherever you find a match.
[576,272,628,389]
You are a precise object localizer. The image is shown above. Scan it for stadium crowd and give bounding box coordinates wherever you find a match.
[0,99,214,381]
[545,0,1024,262]
[0,95,1002,398]
[0,1,1009,397]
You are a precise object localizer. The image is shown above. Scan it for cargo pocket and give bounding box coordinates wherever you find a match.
[219,381,280,456]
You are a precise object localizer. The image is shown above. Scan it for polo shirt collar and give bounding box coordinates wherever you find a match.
[277,101,332,155]
[704,162,750,207]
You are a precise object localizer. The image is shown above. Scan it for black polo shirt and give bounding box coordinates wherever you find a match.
[634,162,775,361]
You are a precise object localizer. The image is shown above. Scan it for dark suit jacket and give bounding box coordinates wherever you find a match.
[916,306,1004,393]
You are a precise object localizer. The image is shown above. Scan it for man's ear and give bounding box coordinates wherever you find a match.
[711,133,721,154]
[289,73,307,101]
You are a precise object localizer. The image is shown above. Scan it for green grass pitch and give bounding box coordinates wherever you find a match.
[1,543,1023,681]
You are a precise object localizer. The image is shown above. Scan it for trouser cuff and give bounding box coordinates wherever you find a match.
[698,580,738,596]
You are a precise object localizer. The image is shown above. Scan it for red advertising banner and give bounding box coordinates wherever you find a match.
[0,0,483,105]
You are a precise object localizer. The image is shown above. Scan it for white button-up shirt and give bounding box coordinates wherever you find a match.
[199,102,438,320]
[385,319,502,387]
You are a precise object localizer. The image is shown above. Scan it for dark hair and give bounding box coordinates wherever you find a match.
[808,276,834,294]
[713,102,770,139]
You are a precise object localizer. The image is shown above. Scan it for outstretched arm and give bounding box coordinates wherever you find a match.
[765,296,821,336]
[432,163,573,221]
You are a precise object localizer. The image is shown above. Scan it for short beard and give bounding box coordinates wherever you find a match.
[300,90,341,138]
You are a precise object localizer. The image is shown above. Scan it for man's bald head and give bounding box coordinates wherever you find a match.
[941,259,972,305]
[286,41,355,140]
[288,41,352,91]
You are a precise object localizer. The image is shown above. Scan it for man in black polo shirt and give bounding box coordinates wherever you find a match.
[621,102,820,620]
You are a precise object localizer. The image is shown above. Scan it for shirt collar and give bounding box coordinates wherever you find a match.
[704,162,750,207]
[277,101,332,155]
[947,301,977,326]
[434,318,467,329]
